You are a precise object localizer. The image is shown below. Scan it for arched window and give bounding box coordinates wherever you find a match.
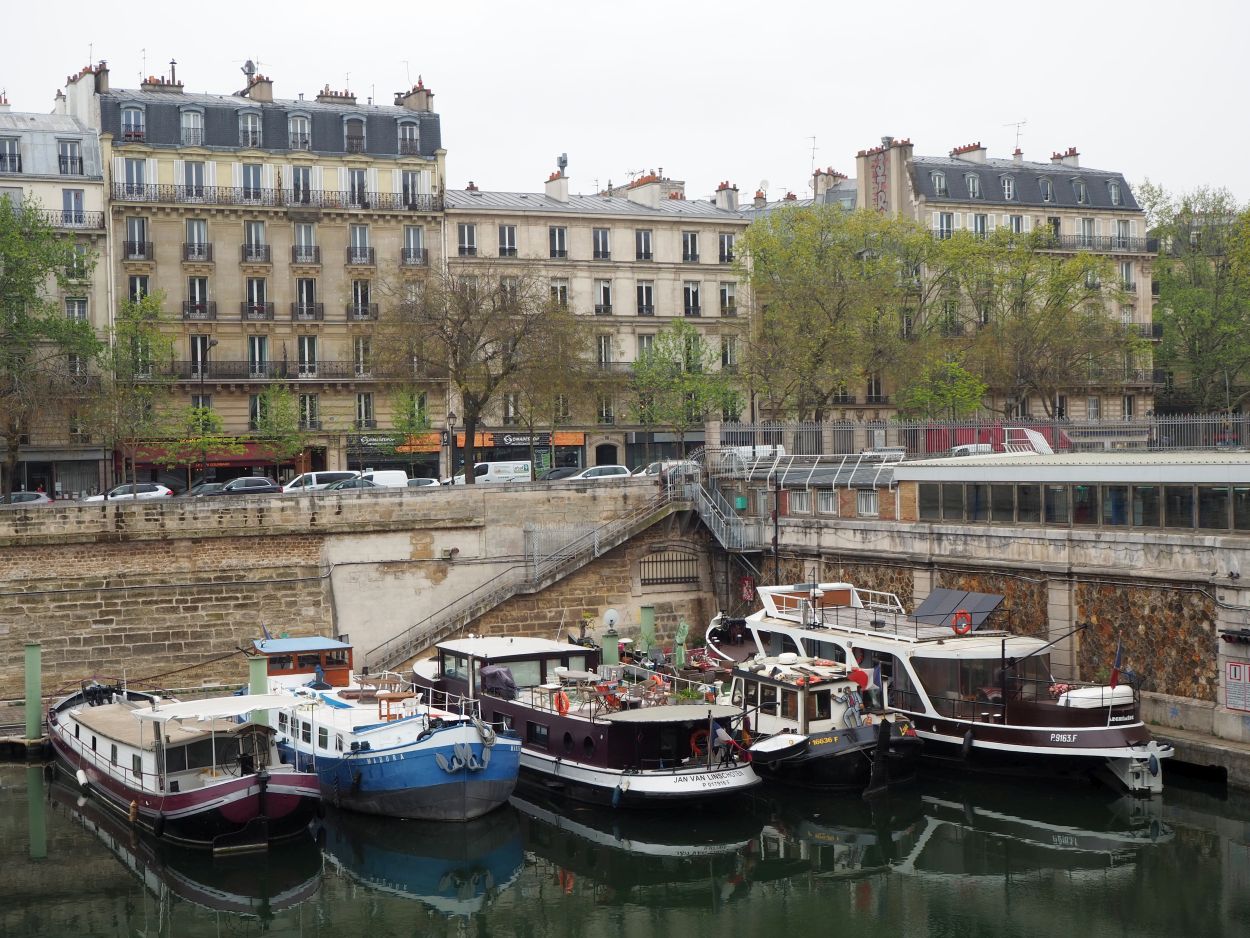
[398,120,420,155]
[288,113,311,150]
[239,111,262,148]
[121,106,145,142]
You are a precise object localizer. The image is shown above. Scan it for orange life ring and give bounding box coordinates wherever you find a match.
[689,728,710,756]
[554,690,570,716]
[951,609,974,635]
[650,674,665,687]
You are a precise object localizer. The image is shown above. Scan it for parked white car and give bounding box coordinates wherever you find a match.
[564,465,632,482]
[633,460,700,482]
[282,471,360,493]
[2,491,54,506]
[82,483,175,503]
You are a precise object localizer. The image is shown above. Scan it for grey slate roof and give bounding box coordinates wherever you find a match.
[444,189,748,220]
[0,111,103,177]
[911,155,1139,212]
[100,88,441,160]
[737,180,858,221]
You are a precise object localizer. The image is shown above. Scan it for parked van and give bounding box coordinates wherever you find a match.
[444,461,532,485]
[360,470,410,488]
[282,471,360,493]
[948,443,995,457]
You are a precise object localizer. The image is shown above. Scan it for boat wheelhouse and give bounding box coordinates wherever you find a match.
[253,635,521,822]
[723,653,921,793]
[707,583,1172,795]
[48,685,320,853]
[412,636,760,807]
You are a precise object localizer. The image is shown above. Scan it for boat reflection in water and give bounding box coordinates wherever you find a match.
[47,772,322,930]
[317,805,524,916]
[897,777,1173,879]
[510,791,763,905]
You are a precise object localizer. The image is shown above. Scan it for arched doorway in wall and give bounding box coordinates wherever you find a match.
[594,443,619,466]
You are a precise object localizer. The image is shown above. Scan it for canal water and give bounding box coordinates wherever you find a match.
[1,763,1247,937]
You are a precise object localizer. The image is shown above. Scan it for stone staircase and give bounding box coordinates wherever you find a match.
[366,485,688,670]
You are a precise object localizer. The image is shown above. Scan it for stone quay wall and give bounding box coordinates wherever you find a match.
[0,481,661,702]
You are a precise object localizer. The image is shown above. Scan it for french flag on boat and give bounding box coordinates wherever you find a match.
[1110,638,1123,689]
[871,664,882,689]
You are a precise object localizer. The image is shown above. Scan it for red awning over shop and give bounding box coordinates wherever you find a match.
[128,440,286,469]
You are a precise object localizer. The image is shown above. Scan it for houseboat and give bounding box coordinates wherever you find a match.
[707,582,1173,795]
[253,635,521,821]
[48,683,321,853]
[411,636,760,807]
[723,652,921,793]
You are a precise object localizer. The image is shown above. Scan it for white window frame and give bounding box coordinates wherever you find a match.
[856,489,879,517]
[931,172,947,196]
[1001,176,1015,200]
[965,174,981,198]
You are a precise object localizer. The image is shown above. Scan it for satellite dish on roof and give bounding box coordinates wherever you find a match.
[603,608,620,629]
[758,179,769,192]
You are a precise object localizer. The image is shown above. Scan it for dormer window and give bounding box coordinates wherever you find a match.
[931,172,947,196]
[121,107,145,142]
[965,174,981,198]
[239,112,262,148]
[1001,176,1015,200]
[398,121,420,156]
[345,118,365,154]
[1073,179,1088,204]
[179,109,203,147]
[1108,181,1122,206]
[1039,177,1054,202]
[288,115,310,150]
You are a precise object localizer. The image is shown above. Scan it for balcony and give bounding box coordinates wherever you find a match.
[596,362,632,374]
[865,394,891,405]
[345,135,366,153]
[399,139,421,155]
[347,303,379,321]
[123,241,154,261]
[38,210,104,230]
[292,302,324,321]
[182,242,213,262]
[109,183,444,213]
[830,393,857,405]
[0,154,22,173]
[683,253,700,263]
[299,419,322,431]
[241,301,275,320]
[356,418,377,429]
[347,246,376,266]
[182,301,217,321]
[721,305,738,317]
[401,247,429,267]
[1123,322,1164,339]
[241,244,272,264]
[719,253,734,264]
[181,128,203,147]
[297,363,319,378]
[160,360,382,381]
[121,127,146,143]
[597,414,616,425]
[239,129,263,148]
[292,245,321,266]
[637,305,655,316]
[683,306,702,317]
[594,304,613,315]
[58,156,84,175]
[289,132,311,151]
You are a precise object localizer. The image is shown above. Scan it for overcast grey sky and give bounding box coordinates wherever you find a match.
[5,0,1246,203]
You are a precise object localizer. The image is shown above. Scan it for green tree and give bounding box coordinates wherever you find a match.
[378,264,563,483]
[154,406,243,485]
[253,385,306,480]
[1150,187,1250,411]
[933,228,1142,417]
[895,359,988,420]
[84,292,176,488]
[737,203,942,420]
[0,196,102,501]
[629,320,736,454]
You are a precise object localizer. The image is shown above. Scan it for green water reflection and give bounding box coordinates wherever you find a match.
[1,763,1248,937]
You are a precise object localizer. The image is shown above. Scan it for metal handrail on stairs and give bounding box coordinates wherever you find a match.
[365,485,686,670]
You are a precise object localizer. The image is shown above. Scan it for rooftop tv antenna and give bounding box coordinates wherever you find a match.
[807,135,818,177]
[1003,119,1028,149]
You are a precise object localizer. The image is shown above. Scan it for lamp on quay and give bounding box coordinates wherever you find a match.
[447,411,457,483]
[198,338,218,486]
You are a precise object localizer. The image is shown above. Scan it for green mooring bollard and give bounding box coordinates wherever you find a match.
[247,654,269,726]
[24,643,41,742]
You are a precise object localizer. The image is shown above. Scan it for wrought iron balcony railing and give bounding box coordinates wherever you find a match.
[0,154,22,173]
[241,244,272,263]
[347,303,379,321]
[292,302,324,321]
[594,304,613,315]
[38,210,104,229]
[289,132,311,150]
[347,246,376,265]
[182,242,213,262]
[399,139,421,155]
[401,247,429,266]
[123,240,154,261]
[58,156,84,175]
[292,245,321,265]
[182,301,217,320]
[181,128,204,146]
[241,301,275,320]
[110,182,443,212]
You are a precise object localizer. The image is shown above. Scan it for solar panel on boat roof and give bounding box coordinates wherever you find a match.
[912,588,1004,630]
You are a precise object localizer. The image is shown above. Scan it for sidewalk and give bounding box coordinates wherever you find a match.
[1152,725,1250,790]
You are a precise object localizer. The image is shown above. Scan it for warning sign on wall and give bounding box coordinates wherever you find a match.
[1227,659,1250,712]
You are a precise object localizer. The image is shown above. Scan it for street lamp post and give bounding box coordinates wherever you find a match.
[447,411,457,483]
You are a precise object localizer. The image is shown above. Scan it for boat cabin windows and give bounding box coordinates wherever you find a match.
[297,654,323,670]
[527,722,549,747]
[807,639,847,664]
[301,721,312,744]
[318,726,329,749]
[441,652,470,681]
[267,655,294,672]
[806,688,833,721]
[759,683,778,715]
[160,737,242,775]
[336,734,344,752]
[780,689,799,721]
[110,743,118,766]
[504,660,542,687]
[132,753,143,781]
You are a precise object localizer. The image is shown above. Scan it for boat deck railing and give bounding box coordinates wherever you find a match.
[496,664,724,724]
[776,603,1013,644]
[893,676,1139,727]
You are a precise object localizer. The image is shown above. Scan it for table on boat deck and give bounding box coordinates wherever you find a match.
[556,670,600,684]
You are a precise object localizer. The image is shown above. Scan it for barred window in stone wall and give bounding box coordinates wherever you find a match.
[640,550,699,586]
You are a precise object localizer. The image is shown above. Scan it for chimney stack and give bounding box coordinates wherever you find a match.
[753,189,767,209]
[394,76,434,112]
[316,85,356,105]
[1013,147,1023,165]
[465,181,478,192]
[714,181,739,211]
[950,141,986,163]
[545,170,569,203]
[1061,146,1080,168]
[245,73,273,103]
[626,170,662,209]
[0,91,8,113]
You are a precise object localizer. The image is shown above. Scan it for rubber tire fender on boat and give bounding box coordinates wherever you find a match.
[153,813,166,839]
[961,729,974,760]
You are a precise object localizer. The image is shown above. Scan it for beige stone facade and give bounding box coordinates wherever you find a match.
[0,101,110,496]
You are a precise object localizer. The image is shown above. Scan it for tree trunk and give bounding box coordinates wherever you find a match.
[463,413,478,484]
[1,425,20,503]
